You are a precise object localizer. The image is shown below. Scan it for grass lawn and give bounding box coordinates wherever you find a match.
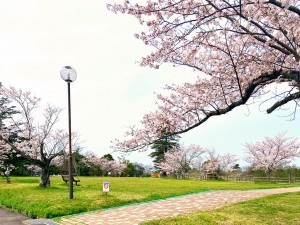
[0,176,299,218]
[141,192,300,225]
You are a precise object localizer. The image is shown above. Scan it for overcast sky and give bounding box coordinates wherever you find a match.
[1,0,299,167]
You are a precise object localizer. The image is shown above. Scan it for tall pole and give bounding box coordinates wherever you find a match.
[68,82,74,199]
[60,65,76,199]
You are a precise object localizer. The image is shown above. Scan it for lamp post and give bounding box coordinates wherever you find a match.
[4,169,10,184]
[60,66,77,199]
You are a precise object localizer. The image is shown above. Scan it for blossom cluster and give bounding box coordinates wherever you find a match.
[244,132,300,174]
[84,156,127,175]
[157,144,238,177]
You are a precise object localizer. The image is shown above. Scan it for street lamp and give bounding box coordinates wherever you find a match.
[60,66,77,199]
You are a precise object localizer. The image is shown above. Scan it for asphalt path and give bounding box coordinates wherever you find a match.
[0,207,28,225]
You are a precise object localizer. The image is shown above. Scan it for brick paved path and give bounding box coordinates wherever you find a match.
[56,187,300,225]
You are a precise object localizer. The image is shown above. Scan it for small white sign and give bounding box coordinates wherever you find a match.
[103,182,110,192]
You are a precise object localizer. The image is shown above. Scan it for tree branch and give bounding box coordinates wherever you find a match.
[268,0,300,16]
[267,91,300,113]
[171,69,300,136]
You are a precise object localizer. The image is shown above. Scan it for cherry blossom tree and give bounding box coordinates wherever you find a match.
[84,155,127,176]
[201,150,238,179]
[158,144,205,178]
[111,161,127,176]
[0,87,69,187]
[108,0,300,152]
[244,132,300,180]
[219,153,239,180]
[202,149,221,177]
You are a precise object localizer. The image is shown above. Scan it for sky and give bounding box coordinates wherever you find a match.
[0,0,299,167]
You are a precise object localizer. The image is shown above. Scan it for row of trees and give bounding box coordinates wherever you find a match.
[82,153,152,177]
[2,143,152,179]
[155,132,300,180]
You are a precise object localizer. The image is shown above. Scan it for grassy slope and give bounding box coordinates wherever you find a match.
[142,192,300,225]
[0,176,298,218]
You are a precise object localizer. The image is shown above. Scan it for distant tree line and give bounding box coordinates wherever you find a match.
[151,132,300,180]
[2,149,152,178]
[1,84,300,184]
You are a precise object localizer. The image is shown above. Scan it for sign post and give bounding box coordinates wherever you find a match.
[103,182,110,193]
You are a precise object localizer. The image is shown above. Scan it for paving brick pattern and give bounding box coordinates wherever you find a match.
[57,187,300,225]
[24,219,60,225]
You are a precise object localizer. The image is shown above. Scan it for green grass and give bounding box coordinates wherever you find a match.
[0,176,299,218]
[141,192,300,225]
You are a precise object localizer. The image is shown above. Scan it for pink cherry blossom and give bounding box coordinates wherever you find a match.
[157,144,205,178]
[84,155,127,176]
[244,132,300,179]
[108,0,300,152]
[202,149,221,174]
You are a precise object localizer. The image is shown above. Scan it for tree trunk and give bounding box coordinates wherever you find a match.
[40,166,50,187]
[161,171,167,177]
[267,171,271,181]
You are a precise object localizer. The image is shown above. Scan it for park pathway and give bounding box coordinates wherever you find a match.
[49,187,300,225]
[0,207,28,225]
